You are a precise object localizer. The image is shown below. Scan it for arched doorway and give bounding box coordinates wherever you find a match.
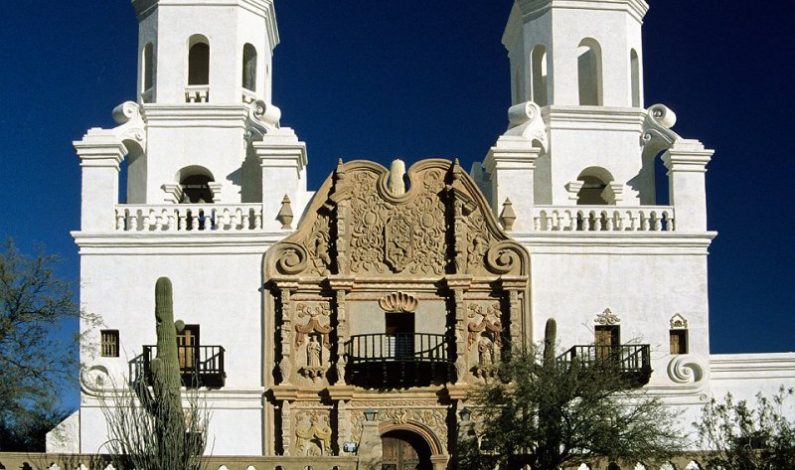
[381,429,432,470]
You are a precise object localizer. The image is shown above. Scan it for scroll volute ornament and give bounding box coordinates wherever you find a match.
[267,242,309,276]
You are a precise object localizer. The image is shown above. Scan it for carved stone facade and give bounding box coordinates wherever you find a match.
[264,159,530,465]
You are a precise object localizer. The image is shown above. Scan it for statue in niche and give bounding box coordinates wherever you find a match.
[301,335,325,381]
[478,336,495,369]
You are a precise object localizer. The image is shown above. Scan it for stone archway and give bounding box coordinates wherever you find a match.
[379,422,447,470]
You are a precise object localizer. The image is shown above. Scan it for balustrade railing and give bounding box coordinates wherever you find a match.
[115,204,263,232]
[532,205,675,232]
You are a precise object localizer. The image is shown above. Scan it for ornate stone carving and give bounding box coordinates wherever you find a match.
[378,292,418,313]
[467,303,503,378]
[303,214,332,276]
[594,308,620,325]
[351,406,448,445]
[485,241,525,275]
[295,303,332,381]
[294,410,333,456]
[670,313,688,329]
[384,214,413,272]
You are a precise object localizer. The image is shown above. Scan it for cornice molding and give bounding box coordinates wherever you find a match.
[71,231,288,255]
[516,0,649,23]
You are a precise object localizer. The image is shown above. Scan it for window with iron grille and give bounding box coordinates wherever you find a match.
[101,329,119,357]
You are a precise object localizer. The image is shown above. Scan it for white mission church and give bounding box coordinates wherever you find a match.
[42,0,794,468]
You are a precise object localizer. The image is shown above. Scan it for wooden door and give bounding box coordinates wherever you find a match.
[382,436,421,470]
[177,324,200,370]
[595,325,619,360]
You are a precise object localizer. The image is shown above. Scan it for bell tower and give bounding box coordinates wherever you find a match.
[504,0,646,108]
[133,0,279,105]
[73,0,307,233]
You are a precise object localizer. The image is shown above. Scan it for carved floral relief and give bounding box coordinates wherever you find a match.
[294,410,333,456]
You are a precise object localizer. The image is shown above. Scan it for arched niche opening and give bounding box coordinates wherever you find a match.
[176,165,215,203]
[576,166,615,205]
[577,38,603,106]
[631,49,641,107]
[188,35,210,86]
[242,43,257,92]
[531,45,548,106]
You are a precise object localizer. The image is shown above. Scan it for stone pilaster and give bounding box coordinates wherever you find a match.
[74,130,127,232]
[254,128,307,232]
[483,135,541,233]
[662,139,714,232]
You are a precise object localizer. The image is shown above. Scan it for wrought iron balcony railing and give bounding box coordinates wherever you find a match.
[346,333,453,388]
[557,344,652,387]
[130,345,226,388]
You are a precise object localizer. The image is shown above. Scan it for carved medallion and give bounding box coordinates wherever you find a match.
[384,214,413,272]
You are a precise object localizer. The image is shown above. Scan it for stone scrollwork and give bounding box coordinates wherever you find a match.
[294,410,332,456]
[505,100,549,152]
[80,365,111,395]
[304,214,332,276]
[350,407,448,446]
[485,241,524,275]
[670,313,688,329]
[111,101,146,151]
[641,103,680,151]
[271,242,309,276]
[245,99,281,141]
[667,355,704,384]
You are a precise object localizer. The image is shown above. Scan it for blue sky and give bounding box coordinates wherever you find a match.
[1,0,793,408]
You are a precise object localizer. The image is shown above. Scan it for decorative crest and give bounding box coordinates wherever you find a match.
[378,292,418,313]
[594,308,620,325]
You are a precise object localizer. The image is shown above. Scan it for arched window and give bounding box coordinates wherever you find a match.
[577,38,603,106]
[631,49,641,107]
[188,35,210,85]
[242,43,257,91]
[143,42,155,91]
[576,167,615,205]
[177,166,215,203]
[531,45,548,106]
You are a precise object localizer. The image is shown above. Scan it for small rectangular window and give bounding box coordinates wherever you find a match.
[101,329,120,357]
[670,329,688,355]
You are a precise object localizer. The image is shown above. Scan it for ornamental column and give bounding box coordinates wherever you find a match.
[662,139,714,232]
[74,130,127,232]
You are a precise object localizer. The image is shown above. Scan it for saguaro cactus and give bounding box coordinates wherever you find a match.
[140,277,188,465]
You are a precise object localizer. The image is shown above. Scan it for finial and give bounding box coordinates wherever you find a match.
[277,195,294,229]
[387,159,406,196]
[499,198,517,231]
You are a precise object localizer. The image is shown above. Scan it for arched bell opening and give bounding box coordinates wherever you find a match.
[176,165,215,203]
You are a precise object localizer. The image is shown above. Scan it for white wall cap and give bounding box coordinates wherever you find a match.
[484,135,541,173]
[254,128,308,170]
[663,140,715,171]
[74,131,126,165]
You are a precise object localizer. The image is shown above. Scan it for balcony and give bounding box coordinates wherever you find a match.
[532,206,675,232]
[346,333,453,388]
[130,345,226,388]
[557,344,651,387]
[115,204,264,232]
